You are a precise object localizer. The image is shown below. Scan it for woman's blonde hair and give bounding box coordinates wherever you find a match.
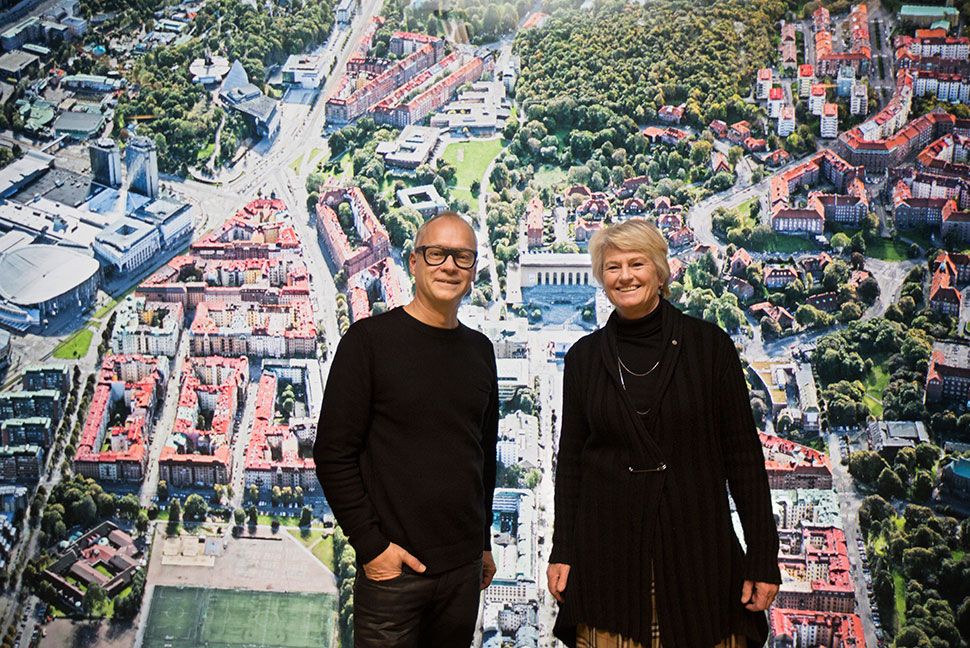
[588,219,671,298]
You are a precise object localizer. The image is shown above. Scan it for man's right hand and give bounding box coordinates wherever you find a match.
[546,563,571,602]
[362,542,426,581]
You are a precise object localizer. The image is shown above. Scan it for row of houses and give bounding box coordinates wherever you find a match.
[325,24,446,124]
[837,71,970,172]
[72,354,168,482]
[157,356,248,487]
[769,149,868,234]
[0,366,70,476]
[83,201,323,484]
[813,4,871,76]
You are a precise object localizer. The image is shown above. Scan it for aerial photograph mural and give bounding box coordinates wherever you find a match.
[0,0,967,646]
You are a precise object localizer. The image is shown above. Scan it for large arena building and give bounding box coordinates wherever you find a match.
[0,244,100,331]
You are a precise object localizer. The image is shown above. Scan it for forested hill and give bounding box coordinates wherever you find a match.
[514,0,786,126]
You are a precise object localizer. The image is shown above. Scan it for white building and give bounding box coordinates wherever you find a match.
[497,411,539,468]
[756,68,772,100]
[336,0,355,26]
[820,103,839,138]
[809,84,826,115]
[850,83,868,116]
[131,197,194,248]
[496,358,530,403]
[93,216,161,273]
[798,65,815,97]
[768,87,784,118]
[518,252,593,287]
[771,489,841,530]
[778,105,795,136]
[485,489,539,609]
[282,54,326,89]
[110,296,183,357]
[914,71,970,105]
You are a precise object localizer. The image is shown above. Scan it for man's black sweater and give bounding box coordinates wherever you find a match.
[314,307,499,574]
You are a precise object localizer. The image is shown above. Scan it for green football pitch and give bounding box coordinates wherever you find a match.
[143,586,336,648]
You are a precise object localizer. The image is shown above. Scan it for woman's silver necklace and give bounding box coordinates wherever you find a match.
[618,355,660,377]
[617,357,659,415]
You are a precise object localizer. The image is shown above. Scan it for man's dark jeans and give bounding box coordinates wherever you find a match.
[353,557,483,648]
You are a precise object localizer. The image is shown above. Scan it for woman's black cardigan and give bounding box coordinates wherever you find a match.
[551,301,782,648]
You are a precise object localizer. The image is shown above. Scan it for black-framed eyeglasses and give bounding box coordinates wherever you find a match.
[415,245,477,269]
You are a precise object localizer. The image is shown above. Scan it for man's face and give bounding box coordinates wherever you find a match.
[409,217,477,309]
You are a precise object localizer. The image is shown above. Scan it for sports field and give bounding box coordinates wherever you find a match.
[143,586,336,648]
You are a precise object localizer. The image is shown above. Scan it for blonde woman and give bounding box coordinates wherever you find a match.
[547,220,780,648]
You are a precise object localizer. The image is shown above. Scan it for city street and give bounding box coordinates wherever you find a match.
[829,432,881,648]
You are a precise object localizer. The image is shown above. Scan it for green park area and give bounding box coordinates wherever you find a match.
[287,528,325,547]
[441,138,506,193]
[310,535,334,569]
[534,164,567,189]
[760,233,817,254]
[143,586,336,648]
[893,571,906,629]
[732,197,760,225]
[865,238,910,262]
[286,528,334,568]
[51,328,94,360]
[863,361,890,418]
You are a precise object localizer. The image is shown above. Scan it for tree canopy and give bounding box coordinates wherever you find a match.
[514,0,784,128]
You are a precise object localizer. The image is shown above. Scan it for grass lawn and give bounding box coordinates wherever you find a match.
[380,171,423,195]
[309,147,326,164]
[337,153,353,179]
[93,285,137,320]
[289,154,303,173]
[441,139,506,189]
[863,360,889,417]
[287,528,325,547]
[871,533,888,555]
[866,238,909,262]
[758,233,817,253]
[451,187,474,206]
[52,328,94,360]
[310,535,335,570]
[105,583,133,618]
[196,142,215,163]
[257,513,303,528]
[864,394,884,419]
[893,570,906,629]
[320,151,353,179]
[94,299,119,320]
[734,197,759,220]
[534,164,566,189]
[896,229,935,252]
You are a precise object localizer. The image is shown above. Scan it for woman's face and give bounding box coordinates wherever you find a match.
[601,247,662,320]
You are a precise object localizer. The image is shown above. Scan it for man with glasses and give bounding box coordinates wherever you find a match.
[315,212,498,647]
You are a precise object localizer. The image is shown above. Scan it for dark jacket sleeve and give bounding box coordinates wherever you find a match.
[550,351,592,565]
[716,337,782,584]
[481,352,499,551]
[313,325,389,564]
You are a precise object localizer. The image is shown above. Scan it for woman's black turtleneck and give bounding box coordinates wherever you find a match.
[615,302,664,420]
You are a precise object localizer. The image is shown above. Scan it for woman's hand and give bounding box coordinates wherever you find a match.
[546,563,571,602]
[741,580,779,611]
